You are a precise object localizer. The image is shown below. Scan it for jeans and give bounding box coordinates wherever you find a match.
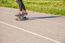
[16,0,26,11]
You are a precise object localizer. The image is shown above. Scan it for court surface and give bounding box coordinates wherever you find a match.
[0,7,65,43]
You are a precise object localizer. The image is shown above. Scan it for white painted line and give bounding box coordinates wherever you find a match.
[0,21,61,43]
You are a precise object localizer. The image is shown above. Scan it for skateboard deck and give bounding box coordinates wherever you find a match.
[15,15,28,21]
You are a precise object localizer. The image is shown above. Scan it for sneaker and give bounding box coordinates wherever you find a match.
[21,13,28,20]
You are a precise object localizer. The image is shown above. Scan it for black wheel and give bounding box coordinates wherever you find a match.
[22,17,28,20]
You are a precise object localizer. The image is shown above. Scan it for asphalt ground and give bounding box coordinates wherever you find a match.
[0,7,65,43]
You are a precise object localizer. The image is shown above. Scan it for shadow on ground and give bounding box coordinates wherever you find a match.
[28,16,61,20]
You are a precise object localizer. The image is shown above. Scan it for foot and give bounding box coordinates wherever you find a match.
[21,13,28,20]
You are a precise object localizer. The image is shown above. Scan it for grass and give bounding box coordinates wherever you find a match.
[0,0,65,16]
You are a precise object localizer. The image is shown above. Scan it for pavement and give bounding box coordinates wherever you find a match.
[0,7,65,43]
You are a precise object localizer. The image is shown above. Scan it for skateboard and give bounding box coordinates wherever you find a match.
[15,14,28,21]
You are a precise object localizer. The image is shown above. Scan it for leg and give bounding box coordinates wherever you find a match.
[16,0,28,20]
[16,0,27,15]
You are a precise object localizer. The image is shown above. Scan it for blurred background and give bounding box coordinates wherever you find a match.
[0,0,65,16]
